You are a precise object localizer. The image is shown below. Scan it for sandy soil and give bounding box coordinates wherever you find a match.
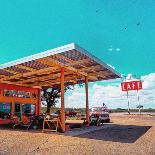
[0,114,155,155]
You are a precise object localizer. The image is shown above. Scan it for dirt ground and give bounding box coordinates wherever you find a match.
[0,114,155,155]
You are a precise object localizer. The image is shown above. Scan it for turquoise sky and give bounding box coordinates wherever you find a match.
[0,0,155,76]
[0,0,155,109]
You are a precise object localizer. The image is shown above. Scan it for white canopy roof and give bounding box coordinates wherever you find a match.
[0,43,121,88]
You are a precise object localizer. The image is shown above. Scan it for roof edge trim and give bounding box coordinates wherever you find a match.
[0,43,121,78]
[0,43,75,69]
[74,44,121,78]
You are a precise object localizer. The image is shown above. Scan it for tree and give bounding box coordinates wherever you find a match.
[42,85,73,114]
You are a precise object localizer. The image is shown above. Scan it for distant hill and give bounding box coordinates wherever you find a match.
[41,107,155,114]
[110,108,155,113]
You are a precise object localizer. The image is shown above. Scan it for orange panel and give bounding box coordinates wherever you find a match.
[0,83,41,117]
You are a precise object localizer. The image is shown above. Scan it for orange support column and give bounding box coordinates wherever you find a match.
[37,88,41,115]
[10,102,14,118]
[33,86,42,116]
[60,67,65,132]
[85,76,89,125]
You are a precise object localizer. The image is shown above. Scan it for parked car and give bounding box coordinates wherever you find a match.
[65,109,77,117]
[89,106,110,125]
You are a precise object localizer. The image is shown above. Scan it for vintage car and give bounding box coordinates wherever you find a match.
[65,109,77,117]
[89,106,110,125]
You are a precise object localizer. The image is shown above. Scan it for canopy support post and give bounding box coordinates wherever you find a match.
[11,102,14,118]
[38,88,41,115]
[85,76,89,125]
[61,67,65,132]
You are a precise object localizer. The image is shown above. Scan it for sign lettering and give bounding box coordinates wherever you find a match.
[121,80,142,91]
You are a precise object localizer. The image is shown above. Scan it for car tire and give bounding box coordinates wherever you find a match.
[106,119,110,123]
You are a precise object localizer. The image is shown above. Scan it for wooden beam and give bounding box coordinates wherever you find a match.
[69,58,90,66]
[3,69,17,75]
[19,70,74,85]
[26,73,82,87]
[0,56,97,86]
[0,75,6,78]
[41,78,78,88]
[55,54,74,64]
[37,58,62,67]
[16,64,38,72]
[65,66,87,76]
[38,57,99,81]
[88,70,111,77]
[0,80,28,87]
[80,65,102,72]
[0,67,56,81]
[38,57,97,80]
[68,58,90,69]
[17,69,60,84]
[21,73,60,84]
[39,57,87,76]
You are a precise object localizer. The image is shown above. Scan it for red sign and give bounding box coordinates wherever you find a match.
[121,80,142,91]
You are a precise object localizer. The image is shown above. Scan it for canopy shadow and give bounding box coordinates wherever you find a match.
[72,124,151,143]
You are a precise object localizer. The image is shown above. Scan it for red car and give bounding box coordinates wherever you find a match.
[65,110,77,117]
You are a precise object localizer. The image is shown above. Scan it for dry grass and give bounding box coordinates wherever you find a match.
[0,114,155,155]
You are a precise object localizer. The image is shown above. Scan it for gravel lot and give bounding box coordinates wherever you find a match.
[0,114,155,155]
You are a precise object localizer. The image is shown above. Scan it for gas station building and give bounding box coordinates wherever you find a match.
[0,43,121,131]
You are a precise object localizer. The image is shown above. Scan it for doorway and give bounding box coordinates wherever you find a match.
[14,103,22,118]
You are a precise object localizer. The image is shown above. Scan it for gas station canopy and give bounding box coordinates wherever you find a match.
[0,43,121,88]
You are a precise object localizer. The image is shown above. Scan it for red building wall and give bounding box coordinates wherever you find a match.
[0,83,41,116]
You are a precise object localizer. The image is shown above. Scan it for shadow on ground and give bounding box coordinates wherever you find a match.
[74,124,151,143]
[0,124,152,144]
[0,124,43,134]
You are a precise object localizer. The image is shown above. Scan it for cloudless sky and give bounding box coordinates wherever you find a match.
[0,0,155,76]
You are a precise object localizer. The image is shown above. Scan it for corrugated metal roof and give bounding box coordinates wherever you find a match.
[0,43,121,88]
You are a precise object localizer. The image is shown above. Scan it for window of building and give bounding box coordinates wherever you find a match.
[10,90,17,97]
[4,89,10,97]
[25,92,31,98]
[0,103,11,119]
[22,104,35,115]
[17,91,25,98]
